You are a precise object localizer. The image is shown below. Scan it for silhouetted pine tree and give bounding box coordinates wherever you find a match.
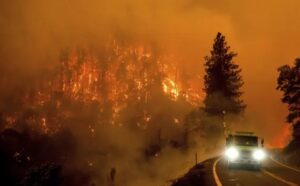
[277,59,300,141]
[204,32,245,116]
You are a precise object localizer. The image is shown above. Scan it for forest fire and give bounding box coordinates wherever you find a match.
[2,0,300,185]
[162,78,179,100]
[0,38,209,185]
[1,40,203,134]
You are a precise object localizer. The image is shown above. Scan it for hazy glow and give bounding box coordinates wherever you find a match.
[0,0,298,147]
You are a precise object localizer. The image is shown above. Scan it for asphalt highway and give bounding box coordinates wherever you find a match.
[213,157,300,186]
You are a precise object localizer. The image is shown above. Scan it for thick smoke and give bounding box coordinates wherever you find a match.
[1,0,299,145]
[1,0,300,185]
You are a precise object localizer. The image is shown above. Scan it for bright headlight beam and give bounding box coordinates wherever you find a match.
[253,149,266,160]
[225,147,239,160]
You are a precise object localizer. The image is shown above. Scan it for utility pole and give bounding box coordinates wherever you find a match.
[222,110,228,136]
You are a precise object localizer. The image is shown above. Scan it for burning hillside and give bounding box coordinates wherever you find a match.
[0,38,210,186]
[0,1,250,185]
[2,40,203,134]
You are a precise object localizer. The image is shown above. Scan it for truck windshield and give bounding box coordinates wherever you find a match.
[233,135,258,146]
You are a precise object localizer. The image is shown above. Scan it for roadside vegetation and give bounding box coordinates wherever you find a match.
[277,59,300,167]
[172,32,245,186]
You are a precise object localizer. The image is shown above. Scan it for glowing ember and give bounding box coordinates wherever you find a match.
[5,116,16,126]
[41,118,49,133]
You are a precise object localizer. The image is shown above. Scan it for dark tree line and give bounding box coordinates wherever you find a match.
[277,59,300,152]
[0,128,94,186]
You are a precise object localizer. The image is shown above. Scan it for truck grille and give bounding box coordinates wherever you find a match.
[240,150,252,159]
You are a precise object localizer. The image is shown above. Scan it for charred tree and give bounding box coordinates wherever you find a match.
[203,32,245,116]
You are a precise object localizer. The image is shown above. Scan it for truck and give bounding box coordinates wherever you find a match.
[225,131,265,170]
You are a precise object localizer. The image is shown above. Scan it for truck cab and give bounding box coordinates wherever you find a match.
[225,131,265,170]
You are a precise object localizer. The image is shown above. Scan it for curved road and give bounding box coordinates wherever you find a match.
[213,157,300,186]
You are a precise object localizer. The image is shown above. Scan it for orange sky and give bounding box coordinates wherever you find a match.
[1,0,299,147]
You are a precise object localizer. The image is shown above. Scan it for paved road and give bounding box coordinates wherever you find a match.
[213,157,300,186]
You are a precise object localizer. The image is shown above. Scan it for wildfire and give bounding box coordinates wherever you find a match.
[58,49,100,102]
[2,39,204,133]
[162,78,179,100]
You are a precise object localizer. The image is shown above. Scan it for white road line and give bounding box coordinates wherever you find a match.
[262,170,298,186]
[213,157,222,186]
[270,157,300,174]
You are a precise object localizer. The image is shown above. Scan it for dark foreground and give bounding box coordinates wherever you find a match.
[172,156,300,186]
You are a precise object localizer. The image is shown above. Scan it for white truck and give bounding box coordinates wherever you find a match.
[225,131,265,170]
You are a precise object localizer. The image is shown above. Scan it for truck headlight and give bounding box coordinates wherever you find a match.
[253,149,266,160]
[225,147,239,160]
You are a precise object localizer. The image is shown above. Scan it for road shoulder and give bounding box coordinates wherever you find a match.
[170,157,219,186]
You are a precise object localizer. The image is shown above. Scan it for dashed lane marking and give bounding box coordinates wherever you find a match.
[270,157,300,174]
[213,157,299,186]
[262,170,298,186]
[213,157,223,186]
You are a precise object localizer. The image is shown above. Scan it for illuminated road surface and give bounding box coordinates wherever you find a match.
[213,157,300,186]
